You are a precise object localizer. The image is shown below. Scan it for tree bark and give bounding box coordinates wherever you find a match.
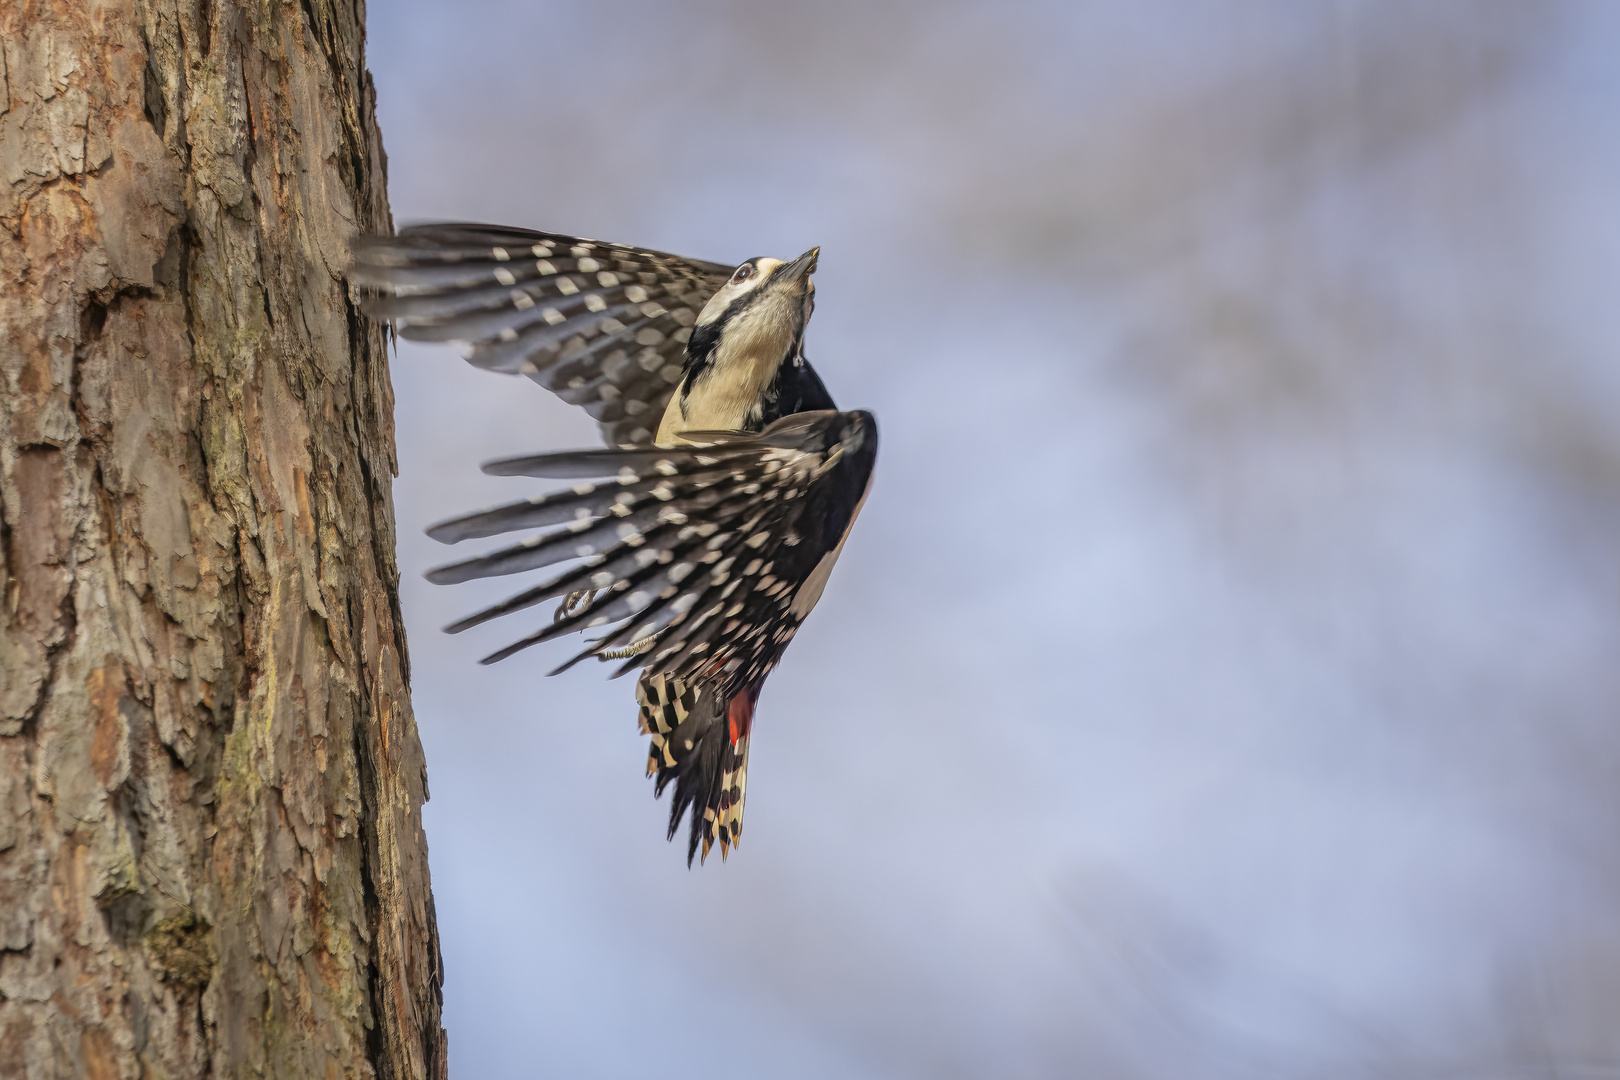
[0,0,446,1077]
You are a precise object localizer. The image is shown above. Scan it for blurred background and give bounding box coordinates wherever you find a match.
[365,1,1620,1076]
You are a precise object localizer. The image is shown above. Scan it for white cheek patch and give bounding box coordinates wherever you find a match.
[695,290,734,327]
[695,258,785,326]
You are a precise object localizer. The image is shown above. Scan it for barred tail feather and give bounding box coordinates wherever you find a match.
[636,675,758,865]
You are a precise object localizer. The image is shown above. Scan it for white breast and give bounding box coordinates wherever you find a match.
[655,291,798,444]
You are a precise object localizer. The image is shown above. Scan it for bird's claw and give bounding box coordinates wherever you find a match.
[596,634,659,660]
[555,588,596,622]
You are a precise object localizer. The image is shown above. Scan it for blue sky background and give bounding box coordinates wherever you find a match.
[363,2,1620,1075]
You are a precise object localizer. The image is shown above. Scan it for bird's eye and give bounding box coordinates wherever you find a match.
[731,264,754,284]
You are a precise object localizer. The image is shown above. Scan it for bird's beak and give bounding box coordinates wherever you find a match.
[779,246,819,284]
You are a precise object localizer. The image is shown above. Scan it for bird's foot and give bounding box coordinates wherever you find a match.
[597,634,659,660]
[555,588,597,622]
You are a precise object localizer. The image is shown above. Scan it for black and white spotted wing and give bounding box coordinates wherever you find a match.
[349,223,733,447]
[424,410,878,692]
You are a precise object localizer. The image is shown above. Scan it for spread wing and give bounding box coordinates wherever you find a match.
[348,223,734,446]
[422,410,879,688]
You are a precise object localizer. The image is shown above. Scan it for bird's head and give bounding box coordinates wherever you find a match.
[686,247,819,379]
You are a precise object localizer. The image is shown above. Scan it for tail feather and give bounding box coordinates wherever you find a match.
[636,675,758,864]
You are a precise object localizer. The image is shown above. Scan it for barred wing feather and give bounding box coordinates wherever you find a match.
[424,410,877,687]
[349,223,733,447]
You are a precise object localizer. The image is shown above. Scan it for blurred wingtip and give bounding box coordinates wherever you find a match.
[423,520,463,545]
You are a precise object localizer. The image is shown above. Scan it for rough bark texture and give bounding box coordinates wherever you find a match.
[0,0,446,1077]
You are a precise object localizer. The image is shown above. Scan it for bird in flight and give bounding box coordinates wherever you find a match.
[349,224,877,864]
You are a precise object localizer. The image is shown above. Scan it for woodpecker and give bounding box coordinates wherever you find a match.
[349,224,877,864]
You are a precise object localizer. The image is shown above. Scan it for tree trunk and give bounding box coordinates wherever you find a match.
[0,0,446,1077]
